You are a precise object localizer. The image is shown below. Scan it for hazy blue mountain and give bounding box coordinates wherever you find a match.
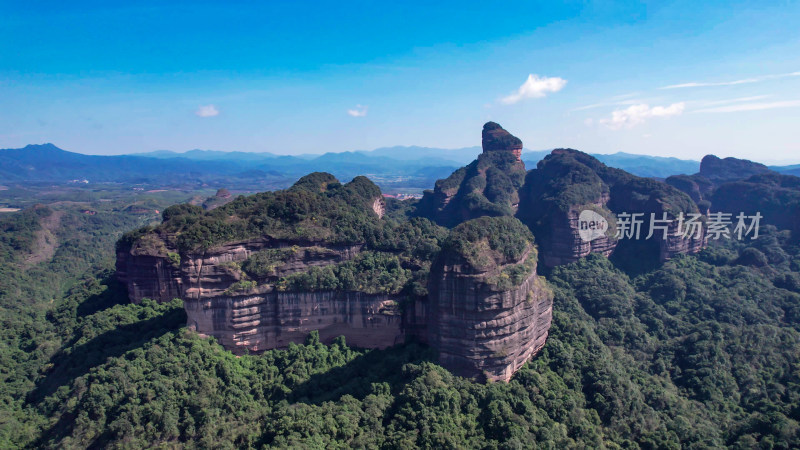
[524,151,699,178]
[133,146,700,178]
[357,145,481,165]
[0,144,458,189]
[773,164,800,177]
[4,143,793,187]
[0,144,288,187]
[592,152,700,178]
[139,149,280,161]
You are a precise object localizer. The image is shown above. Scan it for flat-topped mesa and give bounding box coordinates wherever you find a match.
[482,122,523,160]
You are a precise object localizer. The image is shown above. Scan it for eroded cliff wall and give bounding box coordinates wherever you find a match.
[427,246,552,382]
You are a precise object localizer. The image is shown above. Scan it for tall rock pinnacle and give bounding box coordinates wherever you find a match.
[482,122,523,160]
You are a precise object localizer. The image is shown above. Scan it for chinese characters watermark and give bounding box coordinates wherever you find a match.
[578,210,762,242]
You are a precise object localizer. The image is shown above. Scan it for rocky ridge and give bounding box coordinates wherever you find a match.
[419,127,708,267]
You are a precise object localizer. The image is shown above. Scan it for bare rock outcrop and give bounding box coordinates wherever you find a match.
[539,198,618,267]
[668,156,799,238]
[115,233,182,303]
[186,290,404,353]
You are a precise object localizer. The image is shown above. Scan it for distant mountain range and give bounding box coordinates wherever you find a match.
[2,143,798,189]
[135,146,706,178]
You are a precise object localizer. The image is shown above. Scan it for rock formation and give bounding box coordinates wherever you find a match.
[482,121,523,160]
[699,154,772,183]
[415,122,526,226]
[517,148,706,267]
[516,149,620,266]
[116,169,554,382]
[426,217,552,382]
[115,233,182,304]
[179,240,403,352]
[118,122,796,383]
[416,127,708,268]
[667,155,800,236]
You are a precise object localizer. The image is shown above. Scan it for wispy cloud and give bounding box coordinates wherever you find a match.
[195,104,219,117]
[660,71,800,89]
[693,100,800,113]
[347,105,368,117]
[572,98,648,112]
[501,74,567,104]
[600,103,685,129]
[691,95,770,107]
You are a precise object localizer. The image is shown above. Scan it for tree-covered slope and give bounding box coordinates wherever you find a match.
[3,206,799,447]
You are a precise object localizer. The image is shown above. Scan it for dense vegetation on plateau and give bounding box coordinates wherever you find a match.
[120,174,388,253]
[442,216,534,270]
[118,173,460,298]
[519,148,698,218]
[2,187,799,447]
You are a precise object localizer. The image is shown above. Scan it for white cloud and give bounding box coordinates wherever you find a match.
[347,105,368,117]
[600,102,685,129]
[693,100,800,113]
[501,74,567,104]
[660,71,800,89]
[195,105,219,117]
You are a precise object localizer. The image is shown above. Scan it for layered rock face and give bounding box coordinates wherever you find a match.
[426,219,552,382]
[118,236,408,352]
[115,251,182,304]
[117,229,552,381]
[116,233,182,303]
[416,126,709,269]
[538,198,617,267]
[189,291,404,351]
[176,239,407,352]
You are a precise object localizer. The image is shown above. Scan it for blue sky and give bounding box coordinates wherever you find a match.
[2,1,799,162]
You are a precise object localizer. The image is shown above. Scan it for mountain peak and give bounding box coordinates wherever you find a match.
[481,122,522,159]
[699,154,771,182]
[22,143,62,152]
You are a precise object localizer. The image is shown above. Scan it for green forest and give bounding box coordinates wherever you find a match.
[1,192,798,448]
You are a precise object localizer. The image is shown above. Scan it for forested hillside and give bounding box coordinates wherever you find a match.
[1,195,798,447]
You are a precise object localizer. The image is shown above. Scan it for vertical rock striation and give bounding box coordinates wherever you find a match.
[426,217,553,382]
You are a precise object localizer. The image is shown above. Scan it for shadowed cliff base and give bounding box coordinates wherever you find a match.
[29,299,186,407]
[288,335,436,405]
